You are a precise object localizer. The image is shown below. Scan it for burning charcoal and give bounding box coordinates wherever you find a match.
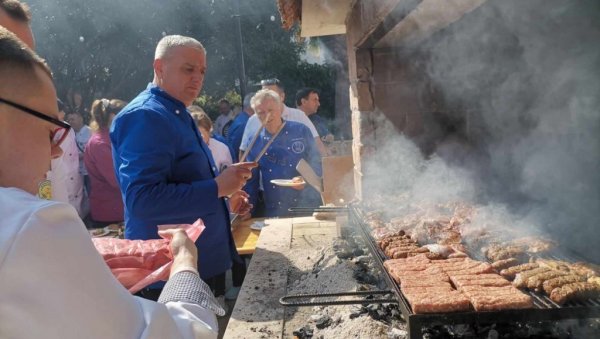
[315,315,332,329]
[333,239,353,259]
[366,304,384,320]
[292,325,313,339]
[353,269,378,284]
[352,248,364,256]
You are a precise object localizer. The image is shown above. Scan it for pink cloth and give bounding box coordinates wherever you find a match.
[84,129,124,222]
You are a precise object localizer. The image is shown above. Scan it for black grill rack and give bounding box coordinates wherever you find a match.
[348,204,600,339]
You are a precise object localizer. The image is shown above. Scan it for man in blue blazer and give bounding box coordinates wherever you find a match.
[111,35,256,300]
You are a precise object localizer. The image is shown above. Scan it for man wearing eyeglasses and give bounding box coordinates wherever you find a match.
[1,0,85,215]
[0,27,225,339]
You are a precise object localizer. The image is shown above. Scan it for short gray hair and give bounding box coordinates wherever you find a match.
[243,92,255,109]
[251,89,281,111]
[154,35,205,60]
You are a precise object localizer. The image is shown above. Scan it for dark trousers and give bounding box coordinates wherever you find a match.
[205,273,226,296]
[232,256,248,287]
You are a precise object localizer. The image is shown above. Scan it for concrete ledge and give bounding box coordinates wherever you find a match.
[224,217,294,338]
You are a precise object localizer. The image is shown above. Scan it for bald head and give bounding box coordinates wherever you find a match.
[0,0,34,48]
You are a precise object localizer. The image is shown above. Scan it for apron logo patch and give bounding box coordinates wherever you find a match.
[291,140,305,154]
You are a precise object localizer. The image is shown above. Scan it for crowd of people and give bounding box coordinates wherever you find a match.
[1,0,335,338]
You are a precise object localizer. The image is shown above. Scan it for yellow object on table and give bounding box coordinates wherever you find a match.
[232,218,264,255]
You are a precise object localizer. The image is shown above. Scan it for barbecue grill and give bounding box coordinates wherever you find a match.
[348,204,600,338]
[280,204,600,338]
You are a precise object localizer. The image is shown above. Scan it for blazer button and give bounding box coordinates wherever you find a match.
[175,110,180,114]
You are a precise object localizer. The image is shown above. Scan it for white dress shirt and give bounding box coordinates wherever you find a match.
[0,187,219,339]
[239,105,319,151]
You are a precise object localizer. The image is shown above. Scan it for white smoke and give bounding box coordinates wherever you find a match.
[361,0,600,260]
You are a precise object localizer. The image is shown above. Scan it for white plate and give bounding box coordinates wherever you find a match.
[270,179,305,187]
[89,228,110,237]
[250,221,266,231]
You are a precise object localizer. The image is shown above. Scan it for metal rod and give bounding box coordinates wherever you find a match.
[288,207,349,212]
[280,290,397,307]
[254,121,286,163]
[239,125,263,163]
[239,112,272,163]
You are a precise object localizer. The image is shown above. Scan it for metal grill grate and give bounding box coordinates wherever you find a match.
[348,204,600,339]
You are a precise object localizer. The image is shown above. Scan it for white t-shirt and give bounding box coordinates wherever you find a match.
[50,129,84,216]
[214,112,233,136]
[239,105,319,151]
[207,138,233,173]
[0,187,219,339]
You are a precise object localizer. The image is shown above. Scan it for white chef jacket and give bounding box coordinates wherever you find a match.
[50,128,84,216]
[0,187,218,339]
[207,137,233,173]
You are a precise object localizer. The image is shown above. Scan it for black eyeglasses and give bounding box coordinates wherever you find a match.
[260,78,281,86]
[0,97,71,147]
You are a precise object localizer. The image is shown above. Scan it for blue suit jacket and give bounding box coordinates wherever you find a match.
[227,111,250,162]
[110,84,239,279]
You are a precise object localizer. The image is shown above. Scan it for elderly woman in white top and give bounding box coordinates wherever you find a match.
[190,106,233,173]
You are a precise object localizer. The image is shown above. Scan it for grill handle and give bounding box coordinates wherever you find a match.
[279,290,397,307]
[288,206,349,213]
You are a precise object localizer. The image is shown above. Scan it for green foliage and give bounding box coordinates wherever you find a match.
[194,90,241,120]
[27,0,337,122]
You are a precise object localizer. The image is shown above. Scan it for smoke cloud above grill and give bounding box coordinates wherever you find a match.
[360,0,600,260]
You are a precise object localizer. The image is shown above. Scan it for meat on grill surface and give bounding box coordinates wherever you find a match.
[459,285,522,295]
[569,262,600,279]
[459,284,533,311]
[543,275,586,295]
[401,286,455,294]
[492,258,520,271]
[468,293,534,311]
[535,259,572,272]
[526,270,570,291]
[500,263,540,279]
[513,267,552,288]
[404,291,471,314]
[511,236,557,253]
[486,244,527,262]
[450,274,511,289]
[550,282,600,305]
[588,276,600,287]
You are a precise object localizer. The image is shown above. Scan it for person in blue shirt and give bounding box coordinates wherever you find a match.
[296,87,334,143]
[243,89,322,217]
[227,92,255,162]
[110,35,256,300]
